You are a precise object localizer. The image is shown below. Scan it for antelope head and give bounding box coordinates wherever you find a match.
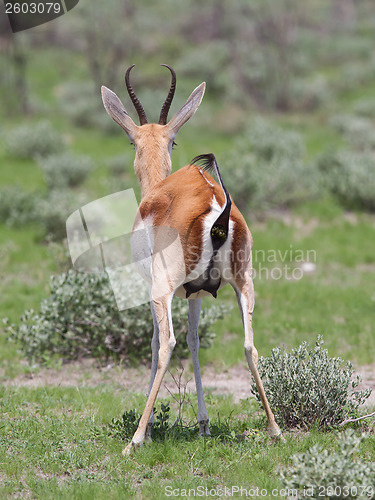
[101,64,206,198]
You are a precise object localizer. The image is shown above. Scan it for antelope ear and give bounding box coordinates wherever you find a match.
[101,86,137,141]
[167,82,206,138]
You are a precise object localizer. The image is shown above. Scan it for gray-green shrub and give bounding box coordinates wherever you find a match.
[56,80,100,127]
[353,98,375,118]
[6,270,226,364]
[0,186,80,240]
[317,150,375,211]
[280,430,375,499]
[57,80,119,134]
[34,189,83,240]
[105,153,132,177]
[330,114,375,151]
[0,186,39,226]
[289,75,330,111]
[222,119,319,213]
[339,59,375,92]
[251,336,371,429]
[37,152,94,189]
[175,41,231,97]
[5,121,64,159]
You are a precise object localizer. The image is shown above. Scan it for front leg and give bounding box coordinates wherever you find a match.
[234,279,282,440]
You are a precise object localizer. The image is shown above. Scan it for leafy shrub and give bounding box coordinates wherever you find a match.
[222,119,320,213]
[0,186,80,240]
[109,403,177,443]
[325,35,375,61]
[37,152,94,189]
[339,59,375,92]
[110,409,141,442]
[175,41,231,96]
[34,189,83,240]
[5,121,64,159]
[56,80,99,126]
[251,336,371,430]
[105,153,132,176]
[353,98,375,118]
[330,114,375,151]
[0,186,39,226]
[317,150,375,211]
[280,430,375,499]
[6,270,226,364]
[289,75,330,111]
[243,119,305,160]
[57,80,119,134]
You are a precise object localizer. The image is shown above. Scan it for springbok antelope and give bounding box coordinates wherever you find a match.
[101,64,282,455]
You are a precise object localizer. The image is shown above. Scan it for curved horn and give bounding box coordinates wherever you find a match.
[125,64,148,126]
[159,64,176,125]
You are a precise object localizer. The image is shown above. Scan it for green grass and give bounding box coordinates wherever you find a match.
[0,150,45,191]
[0,225,55,320]
[1,386,373,499]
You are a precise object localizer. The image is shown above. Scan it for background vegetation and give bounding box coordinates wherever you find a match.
[1,0,375,498]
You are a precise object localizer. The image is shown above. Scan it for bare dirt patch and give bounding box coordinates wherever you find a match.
[5,359,375,407]
[357,364,375,408]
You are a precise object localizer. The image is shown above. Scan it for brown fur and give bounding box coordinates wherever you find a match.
[139,163,251,279]
[132,124,173,196]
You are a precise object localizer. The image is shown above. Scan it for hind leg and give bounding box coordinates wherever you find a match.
[187,298,210,435]
[233,276,281,439]
[145,301,160,442]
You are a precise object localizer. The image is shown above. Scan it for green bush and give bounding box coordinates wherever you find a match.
[34,189,83,240]
[251,336,371,430]
[56,80,100,127]
[330,114,375,151]
[37,152,94,189]
[222,119,319,213]
[175,41,231,96]
[289,75,330,111]
[0,186,39,226]
[339,59,375,92]
[317,150,375,211]
[353,98,375,118]
[6,270,226,365]
[0,186,80,240]
[5,121,64,159]
[105,153,132,177]
[280,430,375,499]
[57,80,119,134]
[109,403,186,443]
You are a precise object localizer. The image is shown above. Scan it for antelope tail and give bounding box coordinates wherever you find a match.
[190,153,232,251]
